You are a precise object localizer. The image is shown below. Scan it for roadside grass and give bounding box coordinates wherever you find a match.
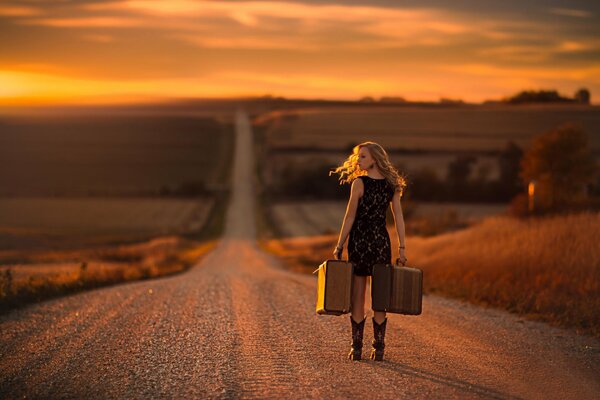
[0,186,230,315]
[0,237,218,314]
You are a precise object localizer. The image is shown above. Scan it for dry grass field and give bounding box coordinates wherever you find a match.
[257,104,600,152]
[409,211,600,336]
[0,236,217,313]
[0,113,234,250]
[0,114,233,196]
[0,197,214,251]
[255,104,600,186]
[260,211,600,337]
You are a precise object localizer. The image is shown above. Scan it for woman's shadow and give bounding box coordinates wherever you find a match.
[368,359,523,400]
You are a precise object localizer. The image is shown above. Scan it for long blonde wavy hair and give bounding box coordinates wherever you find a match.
[329,141,407,196]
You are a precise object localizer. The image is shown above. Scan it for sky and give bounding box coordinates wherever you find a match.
[1,0,599,105]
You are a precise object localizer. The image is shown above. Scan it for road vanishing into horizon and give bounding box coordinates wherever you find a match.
[1,110,599,399]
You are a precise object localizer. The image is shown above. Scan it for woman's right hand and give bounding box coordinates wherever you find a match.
[396,249,407,266]
[333,246,343,260]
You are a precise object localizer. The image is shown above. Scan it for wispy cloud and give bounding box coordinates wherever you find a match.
[438,63,600,82]
[20,16,142,28]
[82,34,115,44]
[476,39,598,63]
[172,33,320,50]
[0,5,43,17]
[477,45,551,63]
[557,40,594,52]
[549,7,593,18]
[14,1,476,50]
[18,1,503,51]
[229,11,259,27]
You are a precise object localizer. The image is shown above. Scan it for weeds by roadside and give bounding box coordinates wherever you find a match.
[0,238,217,314]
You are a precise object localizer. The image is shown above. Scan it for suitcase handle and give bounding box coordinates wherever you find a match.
[313,259,351,274]
[395,257,407,267]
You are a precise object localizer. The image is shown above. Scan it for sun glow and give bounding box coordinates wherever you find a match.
[0,0,597,105]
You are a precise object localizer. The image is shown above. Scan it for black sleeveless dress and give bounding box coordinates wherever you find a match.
[348,175,395,276]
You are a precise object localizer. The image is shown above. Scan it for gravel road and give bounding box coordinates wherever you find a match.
[1,110,599,400]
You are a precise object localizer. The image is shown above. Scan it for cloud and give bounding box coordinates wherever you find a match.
[20,16,142,28]
[437,63,600,82]
[83,0,208,15]
[476,36,599,65]
[477,45,551,63]
[19,1,482,50]
[13,1,581,53]
[557,40,593,52]
[82,34,115,43]
[90,1,418,20]
[172,33,320,50]
[549,8,593,18]
[229,11,259,27]
[0,5,43,17]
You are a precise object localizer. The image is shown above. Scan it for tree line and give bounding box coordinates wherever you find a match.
[272,123,597,217]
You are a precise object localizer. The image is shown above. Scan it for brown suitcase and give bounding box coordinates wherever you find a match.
[313,260,354,315]
[371,263,392,312]
[371,263,423,315]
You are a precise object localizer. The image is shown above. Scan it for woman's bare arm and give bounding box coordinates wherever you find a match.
[391,190,406,250]
[335,178,363,249]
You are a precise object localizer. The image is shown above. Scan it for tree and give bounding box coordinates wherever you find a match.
[519,123,597,214]
[574,88,591,104]
[496,140,524,198]
[410,166,444,200]
[446,154,477,200]
[276,160,347,200]
[506,89,571,104]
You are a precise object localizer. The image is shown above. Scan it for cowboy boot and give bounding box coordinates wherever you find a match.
[347,316,366,361]
[370,317,388,361]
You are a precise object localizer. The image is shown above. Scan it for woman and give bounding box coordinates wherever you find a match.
[330,141,407,361]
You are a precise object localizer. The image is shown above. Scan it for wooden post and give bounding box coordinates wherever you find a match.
[528,180,536,213]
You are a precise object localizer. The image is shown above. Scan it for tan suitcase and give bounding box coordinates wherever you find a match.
[371,263,423,315]
[313,260,354,315]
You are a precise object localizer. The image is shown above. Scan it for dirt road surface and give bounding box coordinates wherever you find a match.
[1,110,599,399]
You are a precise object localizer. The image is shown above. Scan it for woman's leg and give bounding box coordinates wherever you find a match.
[373,310,387,324]
[370,277,388,360]
[351,274,367,322]
[369,276,387,323]
[348,274,367,360]
[370,314,388,361]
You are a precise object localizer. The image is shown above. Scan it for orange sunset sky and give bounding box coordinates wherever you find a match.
[1,0,599,105]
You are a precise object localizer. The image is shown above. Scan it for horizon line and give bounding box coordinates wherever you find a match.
[1,94,598,108]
